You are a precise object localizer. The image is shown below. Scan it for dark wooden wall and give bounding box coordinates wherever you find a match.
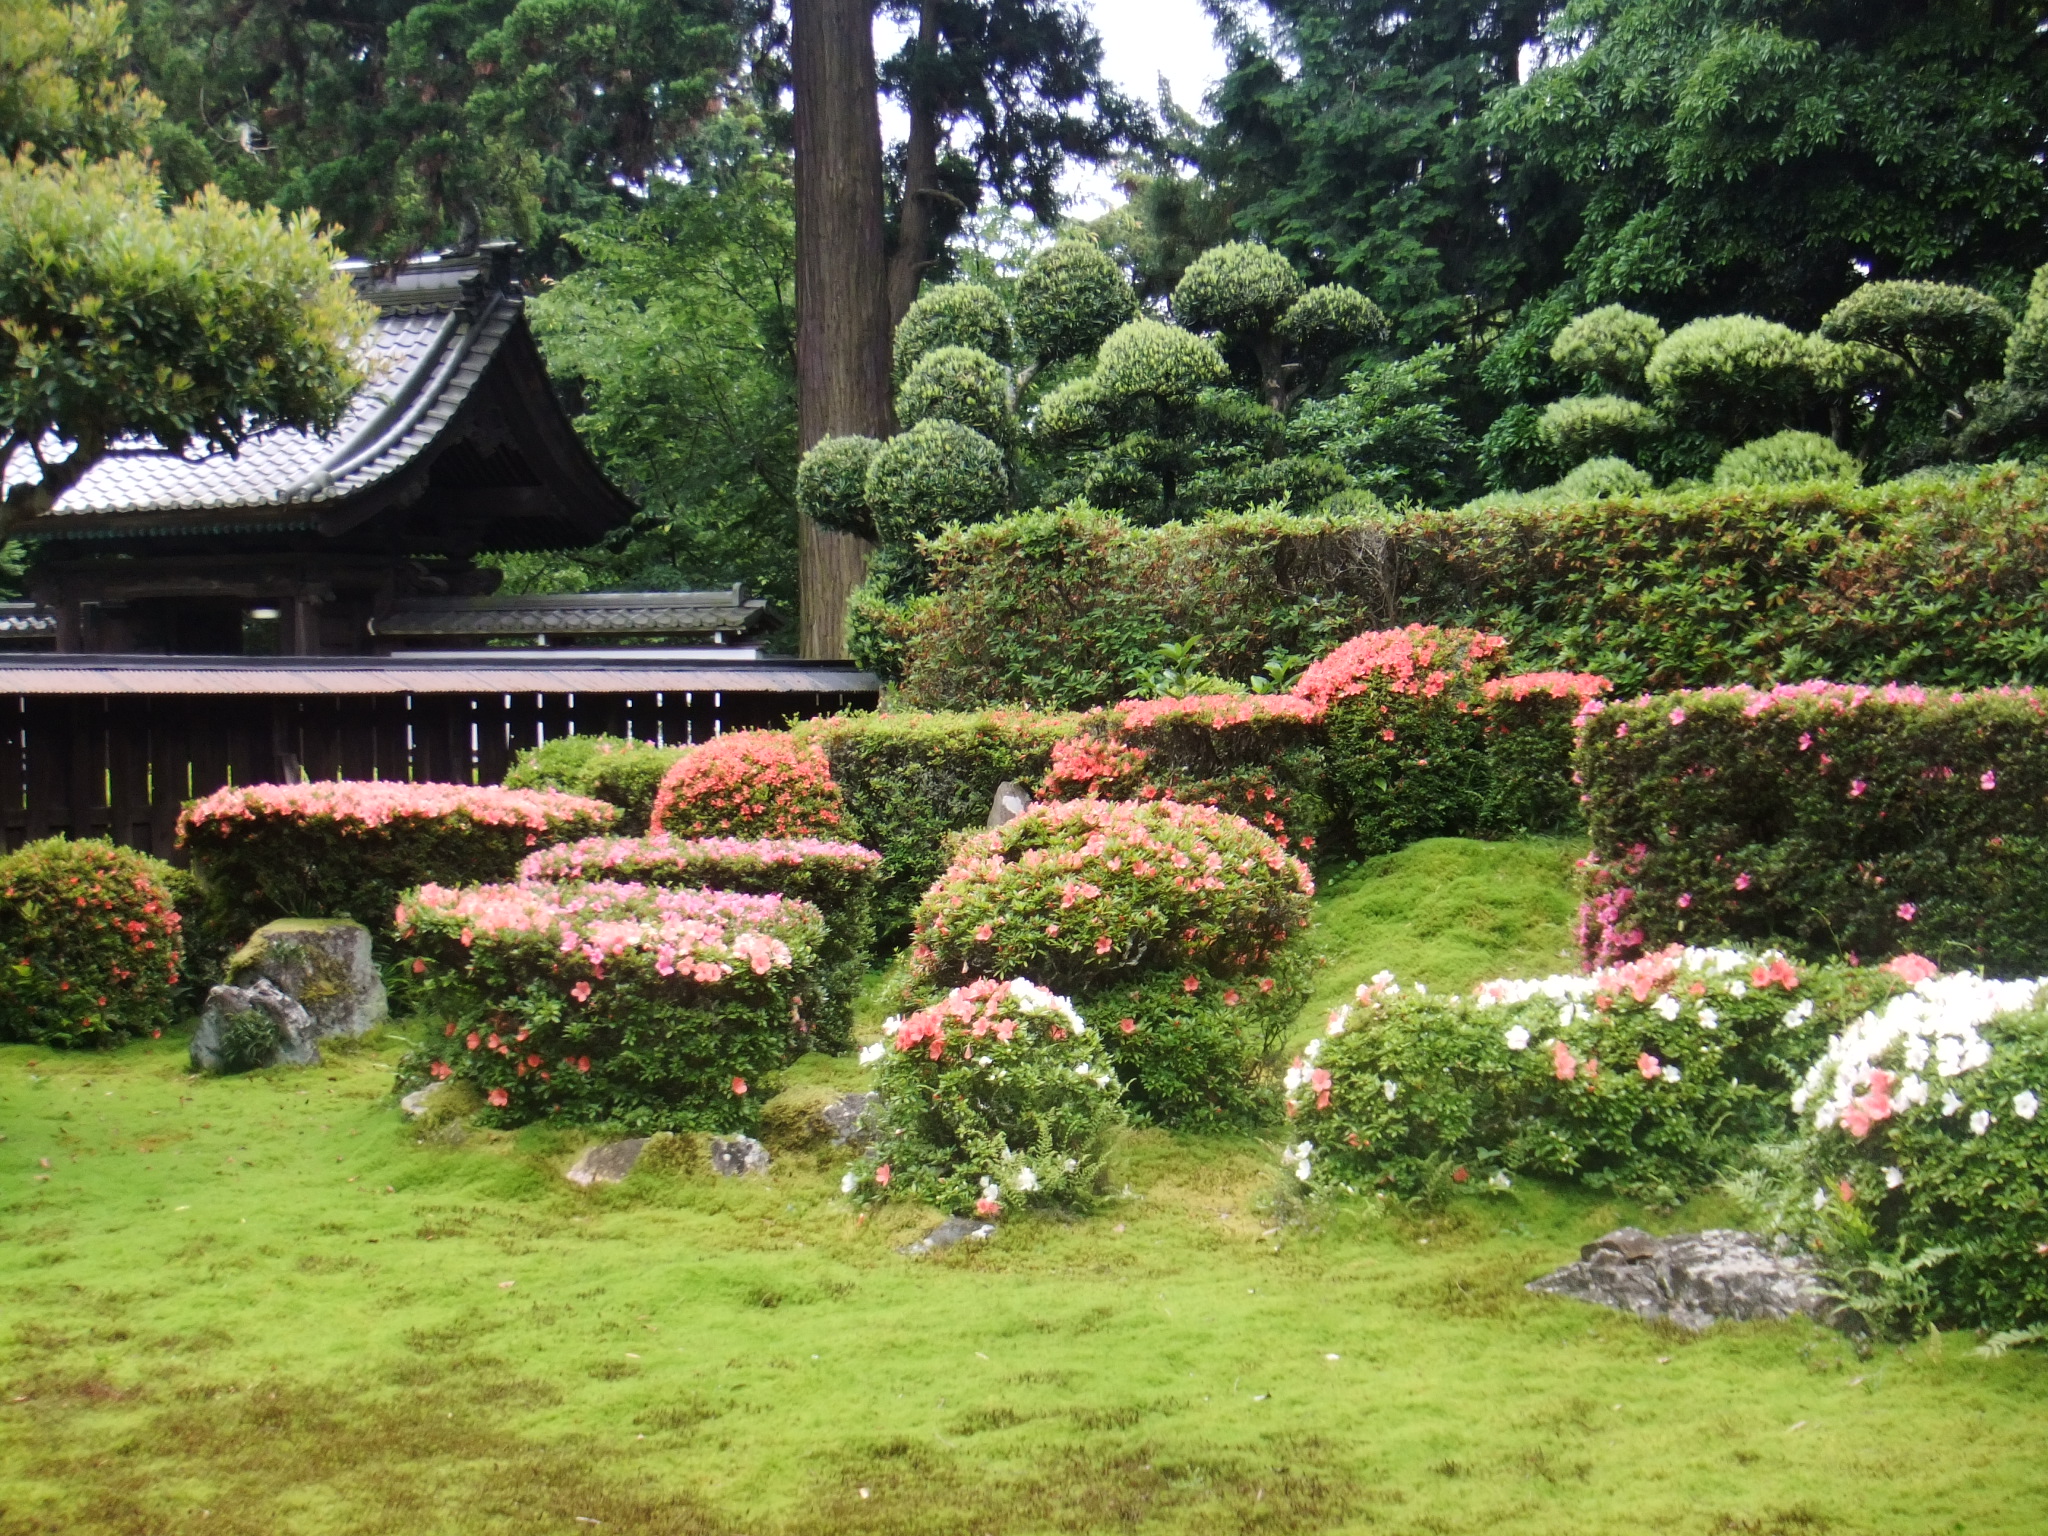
[0,685,872,858]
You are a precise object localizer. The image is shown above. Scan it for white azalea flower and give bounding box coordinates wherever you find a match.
[1504,1026,1531,1051]
[858,1042,886,1066]
[1303,1037,1323,1061]
[1372,970,1394,986]
[1971,1109,1993,1136]
[841,1172,858,1194]
[1661,1064,1682,1083]
[1942,1091,1964,1116]
[1654,994,1681,1022]
[1729,980,1748,998]
[1415,983,1428,996]
[1326,1004,1351,1035]
[1699,1007,1719,1030]
[881,1014,903,1037]
[1812,1188,1829,1211]
[1075,1062,1093,1075]
[1883,1166,1904,1190]
[2016,1090,2041,1121]
[1381,1079,1399,1103]
[1015,1166,1039,1192]
[1557,1003,1573,1030]
[1488,1171,1513,1191]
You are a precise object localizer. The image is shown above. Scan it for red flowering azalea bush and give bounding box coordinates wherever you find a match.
[792,708,1083,937]
[648,731,847,841]
[522,834,881,1049]
[847,978,1125,1217]
[1041,694,1332,854]
[1290,945,1904,1203]
[0,837,184,1048]
[394,879,825,1132]
[1297,625,1608,854]
[1575,682,2048,972]
[177,781,616,955]
[911,798,1314,1123]
[1774,968,2048,1333]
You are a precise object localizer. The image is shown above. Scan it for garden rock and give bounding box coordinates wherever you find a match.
[190,978,322,1073]
[228,919,387,1040]
[986,781,1033,829]
[400,1082,446,1118]
[820,1091,882,1148]
[708,1135,771,1177]
[901,1216,996,1257]
[566,1138,650,1187]
[1526,1228,1830,1331]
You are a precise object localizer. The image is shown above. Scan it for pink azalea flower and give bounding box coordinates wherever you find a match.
[1677,892,1692,909]
[570,980,593,1003]
[1668,707,1686,725]
[975,1197,1002,1216]
[874,1163,891,1187]
[1223,989,1241,1007]
[1183,975,1200,994]
[1837,1179,1855,1205]
[1552,1040,1578,1081]
[1850,779,1867,797]
[1734,872,1752,891]
[1897,903,1917,922]
[1881,953,1938,983]
[731,1076,748,1095]
[1982,770,1998,790]
[1637,1053,1661,1080]
[486,1087,510,1107]
[1119,1018,1137,1034]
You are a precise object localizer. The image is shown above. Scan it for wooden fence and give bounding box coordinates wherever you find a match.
[0,655,878,858]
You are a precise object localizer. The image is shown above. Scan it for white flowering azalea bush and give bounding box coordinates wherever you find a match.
[1285,946,1906,1202]
[848,979,1125,1218]
[1779,959,2048,1331]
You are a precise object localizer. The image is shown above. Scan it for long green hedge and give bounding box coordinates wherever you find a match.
[896,469,2048,708]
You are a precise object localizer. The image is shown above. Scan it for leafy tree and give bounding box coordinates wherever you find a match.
[521,110,800,613]
[1489,0,2048,326]
[1288,346,1476,506]
[1817,281,2013,420]
[129,0,751,259]
[1643,315,1815,444]
[1171,241,1388,413]
[2,0,368,536]
[1549,303,1663,396]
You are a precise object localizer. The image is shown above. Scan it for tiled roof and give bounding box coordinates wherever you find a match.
[0,653,877,697]
[0,602,56,636]
[372,588,770,639]
[9,257,516,528]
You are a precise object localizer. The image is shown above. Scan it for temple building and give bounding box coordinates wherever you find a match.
[0,245,769,655]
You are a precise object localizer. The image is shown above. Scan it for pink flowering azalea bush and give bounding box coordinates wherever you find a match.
[1297,625,1608,855]
[393,879,825,1132]
[1288,945,1905,1202]
[0,837,185,1048]
[522,835,881,1049]
[847,978,1125,1217]
[1575,682,2048,972]
[177,781,616,958]
[1041,694,1332,854]
[648,731,846,841]
[911,798,1314,1124]
[1762,966,2048,1334]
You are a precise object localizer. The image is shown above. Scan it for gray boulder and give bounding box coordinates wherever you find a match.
[1526,1227,1831,1331]
[901,1216,996,1257]
[986,781,1033,829]
[565,1138,651,1187]
[228,919,387,1040]
[708,1135,771,1177]
[820,1091,882,1148]
[190,978,323,1073]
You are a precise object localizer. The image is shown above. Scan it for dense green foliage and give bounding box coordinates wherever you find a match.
[1576,683,2048,973]
[501,735,684,835]
[0,837,184,1048]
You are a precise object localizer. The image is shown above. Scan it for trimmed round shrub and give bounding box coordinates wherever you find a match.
[1092,319,1228,407]
[648,731,846,841]
[1290,945,1901,1204]
[1030,375,1104,440]
[503,735,685,836]
[894,282,1013,380]
[1172,241,1303,335]
[1550,305,1665,395]
[864,418,1008,543]
[792,707,1083,938]
[912,798,1314,1122]
[2005,261,2048,391]
[895,345,1013,444]
[1713,430,1860,489]
[1783,969,2048,1332]
[848,977,1125,1216]
[1014,241,1136,366]
[178,783,617,948]
[796,433,883,540]
[0,837,184,1048]
[395,880,825,1133]
[1556,455,1654,500]
[1041,693,1331,854]
[1819,281,2013,385]
[1645,315,1816,438]
[1539,395,1664,461]
[522,833,880,1050]
[1277,285,1388,359]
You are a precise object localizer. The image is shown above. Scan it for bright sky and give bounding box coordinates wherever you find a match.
[875,0,1233,219]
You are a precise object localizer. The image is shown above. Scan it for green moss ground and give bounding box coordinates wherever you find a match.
[3,840,2045,1535]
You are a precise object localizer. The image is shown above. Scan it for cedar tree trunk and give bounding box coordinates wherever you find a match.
[886,0,943,325]
[792,0,892,658]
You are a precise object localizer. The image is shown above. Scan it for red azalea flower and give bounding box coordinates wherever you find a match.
[487,1087,510,1107]
[731,1077,748,1095]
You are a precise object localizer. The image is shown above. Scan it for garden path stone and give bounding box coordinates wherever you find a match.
[901,1217,996,1256]
[228,919,388,1039]
[190,978,322,1073]
[986,781,1033,829]
[1526,1227,1830,1330]
[565,1138,650,1187]
[708,1135,771,1176]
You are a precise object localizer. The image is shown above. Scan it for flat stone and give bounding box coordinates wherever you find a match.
[1528,1228,1831,1331]
[190,978,322,1074]
[229,919,387,1040]
[986,781,1033,829]
[708,1135,770,1177]
[565,1138,650,1187]
[900,1216,996,1257]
